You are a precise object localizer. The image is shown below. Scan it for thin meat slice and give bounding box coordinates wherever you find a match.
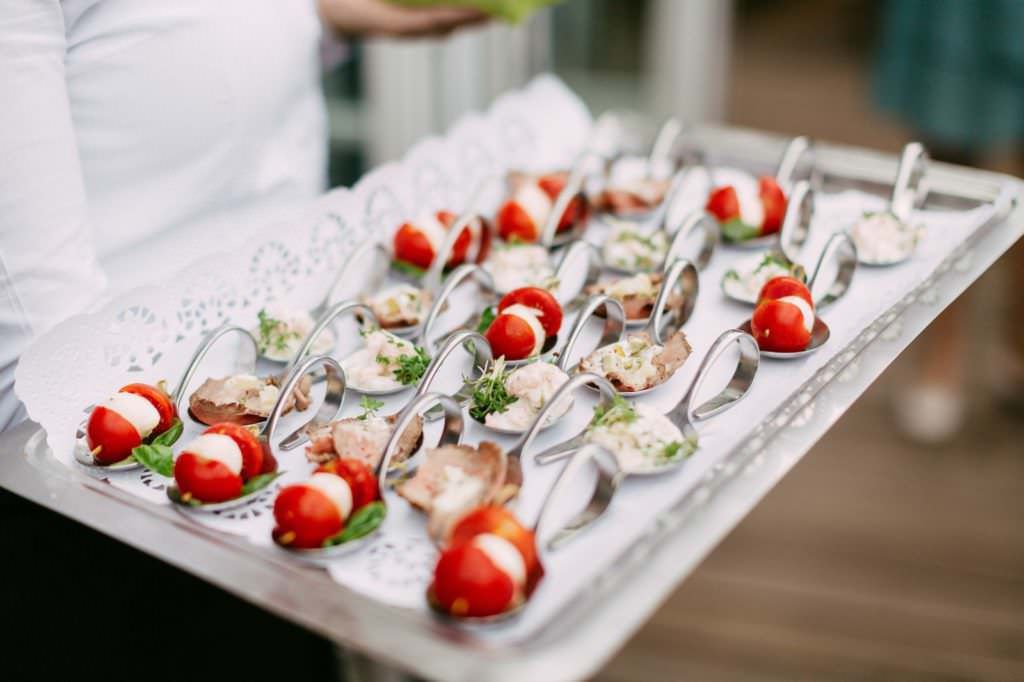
[652,331,693,383]
[188,373,311,426]
[305,412,424,469]
[594,179,671,215]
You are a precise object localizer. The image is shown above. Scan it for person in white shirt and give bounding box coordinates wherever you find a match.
[0,0,485,430]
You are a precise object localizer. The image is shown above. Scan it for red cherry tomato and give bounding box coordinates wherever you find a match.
[119,383,177,434]
[474,219,493,263]
[174,451,243,503]
[485,313,538,361]
[536,173,566,200]
[759,176,787,235]
[272,484,345,549]
[393,223,435,270]
[758,275,813,308]
[705,186,741,222]
[751,299,812,352]
[448,506,542,588]
[497,287,562,337]
[435,210,473,266]
[86,405,142,465]
[203,423,266,480]
[537,173,587,233]
[316,458,379,512]
[496,200,539,243]
[431,543,516,618]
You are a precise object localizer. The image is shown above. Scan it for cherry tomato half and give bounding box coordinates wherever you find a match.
[759,176,787,235]
[705,186,741,223]
[86,405,142,465]
[203,423,266,481]
[272,484,345,549]
[751,299,812,352]
[431,543,516,618]
[758,275,813,308]
[485,313,538,361]
[316,458,379,512]
[120,383,177,434]
[496,200,539,243]
[448,506,542,589]
[538,173,588,233]
[393,223,435,270]
[497,287,562,337]
[174,452,243,503]
[435,210,473,266]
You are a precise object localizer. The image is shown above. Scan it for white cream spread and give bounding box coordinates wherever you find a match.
[342,330,419,392]
[602,223,669,271]
[257,303,335,363]
[586,404,687,473]
[850,211,917,264]
[485,362,570,431]
[484,245,555,293]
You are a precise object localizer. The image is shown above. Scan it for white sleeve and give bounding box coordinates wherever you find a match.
[0,1,107,430]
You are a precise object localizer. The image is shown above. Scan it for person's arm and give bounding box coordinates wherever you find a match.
[318,0,488,38]
[0,1,107,429]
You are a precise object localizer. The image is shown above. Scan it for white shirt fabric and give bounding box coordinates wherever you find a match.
[0,0,328,429]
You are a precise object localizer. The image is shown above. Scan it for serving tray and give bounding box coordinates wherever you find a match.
[6,75,1022,681]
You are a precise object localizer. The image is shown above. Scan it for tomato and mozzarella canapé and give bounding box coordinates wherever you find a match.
[750,276,816,352]
[496,172,588,243]
[86,383,177,465]
[706,175,787,242]
[174,423,271,504]
[393,210,485,271]
[482,287,563,361]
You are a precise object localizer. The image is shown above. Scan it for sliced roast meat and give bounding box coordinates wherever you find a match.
[594,178,671,215]
[652,331,693,383]
[586,272,675,321]
[305,412,424,469]
[188,373,312,426]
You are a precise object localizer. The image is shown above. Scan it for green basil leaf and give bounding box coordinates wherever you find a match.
[241,471,284,496]
[476,307,496,334]
[151,417,183,447]
[391,260,426,279]
[323,502,387,546]
[721,218,760,243]
[132,444,174,478]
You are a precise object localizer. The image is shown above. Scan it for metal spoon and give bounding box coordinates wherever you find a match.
[166,354,347,512]
[737,317,831,360]
[277,391,465,562]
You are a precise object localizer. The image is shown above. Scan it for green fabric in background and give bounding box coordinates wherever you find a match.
[388,0,560,23]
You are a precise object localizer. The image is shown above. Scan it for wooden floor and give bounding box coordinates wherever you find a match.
[595,3,1024,679]
[595,365,1024,681]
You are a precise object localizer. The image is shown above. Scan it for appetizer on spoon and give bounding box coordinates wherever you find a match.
[848,141,929,266]
[738,276,830,358]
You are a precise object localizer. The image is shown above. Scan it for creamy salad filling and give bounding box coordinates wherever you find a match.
[365,284,429,328]
[586,336,661,389]
[602,224,669,271]
[850,211,918,264]
[472,360,571,431]
[585,398,694,473]
[721,252,793,303]
[484,244,556,293]
[256,303,334,362]
[342,330,429,392]
[604,272,660,300]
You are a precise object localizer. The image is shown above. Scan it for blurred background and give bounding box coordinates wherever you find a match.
[324,1,1024,679]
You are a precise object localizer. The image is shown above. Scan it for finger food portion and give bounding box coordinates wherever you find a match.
[306,396,424,469]
[586,272,675,321]
[585,396,695,473]
[469,358,571,432]
[85,382,180,466]
[481,287,563,361]
[169,422,279,505]
[363,284,433,331]
[750,276,815,352]
[595,158,673,216]
[393,210,484,273]
[721,251,800,304]
[272,458,384,549]
[188,373,311,426]
[482,243,556,294]
[396,442,518,540]
[497,171,589,243]
[602,223,669,272]
[429,505,542,618]
[579,331,692,393]
[849,211,919,265]
[256,304,335,362]
[342,330,430,392]
[706,176,787,243]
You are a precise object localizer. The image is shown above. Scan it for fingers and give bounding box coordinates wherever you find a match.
[322,0,491,39]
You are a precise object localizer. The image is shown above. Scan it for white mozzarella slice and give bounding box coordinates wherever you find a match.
[104,392,161,439]
[778,295,815,333]
[182,434,243,475]
[306,472,354,520]
[733,180,765,228]
[472,533,527,587]
[514,183,554,230]
[412,212,449,255]
[500,303,546,355]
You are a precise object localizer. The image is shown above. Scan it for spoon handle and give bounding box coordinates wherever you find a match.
[377,391,463,488]
[778,180,814,264]
[172,324,258,418]
[419,263,494,356]
[266,354,346,451]
[290,300,378,375]
[311,234,384,319]
[415,330,492,420]
[663,208,719,272]
[552,240,603,306]
[557,294,626,373]
[890,141,929,224]
[668,329,759,426]
[647,258,699,345]
[775,135,814,194]
[807,231,858,309]
[539,150,603,248]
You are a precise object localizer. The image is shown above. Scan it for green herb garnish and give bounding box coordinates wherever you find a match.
[240,471,284,496]
[323,502,387,546]
[721,218,760,242]
[392,260,426,279]
[468,359,516,422]
[589,394,637,430]
[476,306,497,334]
[358,396,385,420]
[257,309,300,353]
[392,346,430,385]
[133,444,174,477]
